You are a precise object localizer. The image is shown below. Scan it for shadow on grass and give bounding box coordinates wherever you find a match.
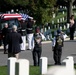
[74,63,76,69]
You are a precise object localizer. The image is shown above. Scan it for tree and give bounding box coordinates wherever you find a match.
[27,0,56,25]
[57,0,75,22]
[0,0,29,12]
[65,0,75,22]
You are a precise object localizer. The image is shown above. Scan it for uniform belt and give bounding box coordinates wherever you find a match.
[27,28,32,30]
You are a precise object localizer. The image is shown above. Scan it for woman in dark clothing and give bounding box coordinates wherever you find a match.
[32,27,42,66]
[69,15,76,40]
[6,25,23,59]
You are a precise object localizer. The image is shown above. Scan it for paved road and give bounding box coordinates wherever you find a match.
[0,39,76,66]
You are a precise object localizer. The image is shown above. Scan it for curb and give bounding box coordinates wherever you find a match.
[0,37,76,49]
[42,37,76,44]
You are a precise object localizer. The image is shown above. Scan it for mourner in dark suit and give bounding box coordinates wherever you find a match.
[69,15,76,40]
[32,27,42,66]
[6,25,23,59]
[2,23,9,54]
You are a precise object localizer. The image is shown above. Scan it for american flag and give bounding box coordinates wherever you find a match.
[0,13,22,20]
[20,13,33,20]
[0,13,33,20]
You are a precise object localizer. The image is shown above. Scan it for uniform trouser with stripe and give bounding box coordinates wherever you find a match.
[27,33,34,49]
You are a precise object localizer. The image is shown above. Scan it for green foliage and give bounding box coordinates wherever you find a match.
[28,0,56,25]
[15,0,29,7]
[41,8,51,24]
[4,0,16,6]
[4,0,29,7]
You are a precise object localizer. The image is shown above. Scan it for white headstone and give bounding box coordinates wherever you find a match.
[64,6,66,9]
[40,57,48,74]
[8,11,11,14]
[72,6,74,9]
[57,19,59,23]
[74,5,76,9]
[57,24,59,29]
[62,11,65,14]
[66,56,74,70]
[15,59,29,75]
[60,26,62,30]
[52,20,54,24]
[60,6,62,9]
[53,13,55,18]
[44,28,47,32]
[8,57,17,75]
[67,23,70,28]
[16,9,18,12]
[48,26,50,30]
[64,25,66,29]
[11,9,14,13]
[41,28,44,33]
[54,25,56,29]
[63,6,65,9]
[60,18,62,22]
[63,17,64,21]
[62,56,75,75]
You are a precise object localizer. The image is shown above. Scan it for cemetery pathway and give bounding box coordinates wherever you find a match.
[0,38,76,66]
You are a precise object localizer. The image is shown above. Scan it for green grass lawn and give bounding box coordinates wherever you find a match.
[0,65,76,75]
[0,65,41,75]
[0,66,7,75]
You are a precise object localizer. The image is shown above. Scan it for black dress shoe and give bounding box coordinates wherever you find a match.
[27,49,31,50]
[4,52,8,54]
[54,63,58,65]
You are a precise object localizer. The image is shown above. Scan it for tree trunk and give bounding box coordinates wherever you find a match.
[67,1,73,23]
[67,0,75,23]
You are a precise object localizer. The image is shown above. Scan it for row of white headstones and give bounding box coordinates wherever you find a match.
[53,5,76,19]
[41,23,69,33]
[8,56,75,75]
[59,5,76,9]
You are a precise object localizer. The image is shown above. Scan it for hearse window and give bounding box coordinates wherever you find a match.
[9,19,19,28]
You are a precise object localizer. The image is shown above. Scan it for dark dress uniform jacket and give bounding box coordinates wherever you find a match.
[26,21,34,34]
[6,32,23,54]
